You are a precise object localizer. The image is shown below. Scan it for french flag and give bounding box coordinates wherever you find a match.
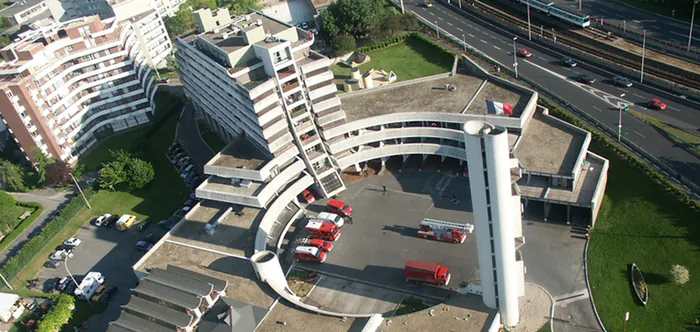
[486,100,513,115]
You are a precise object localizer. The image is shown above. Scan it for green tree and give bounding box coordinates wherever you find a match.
[164,9,196,36]
[98,161,126,191]
[230,0,261,15]
[188,0,217,9]
[318,8,341,38]
[321,0,385,38]
[0,160,26,192]
[37,294,74,332]
[333,34,356,56]
[29,146,55,185]
[45,161,72,187]
[125,158,155,189]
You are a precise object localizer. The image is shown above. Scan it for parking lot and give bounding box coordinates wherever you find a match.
[297,172,480,299]
[35,217,168,330]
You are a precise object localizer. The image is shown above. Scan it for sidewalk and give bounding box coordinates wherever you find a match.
[1,188,74,264]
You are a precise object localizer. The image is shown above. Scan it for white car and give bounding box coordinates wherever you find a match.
[50,249,74,261]
[95,214,112,227]
[64,238,81,247]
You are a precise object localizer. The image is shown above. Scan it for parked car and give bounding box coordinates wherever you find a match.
[561,57,577,67]
[44,260,62,269]
[188,178,203,190]
[188,193,200,201]
[518,48,532,58]
[137,222,151,232]
[63,282,77,295]
[100,286,118,305]
[171,152,186,164]
[104,215,119,228]
[184,199,197,207]
[56,277,70,292]
[158,219,175,230]
[176,157,191,168]
[94,213,112,227]
[184,172,197,184]
[648,98,667,110]
[299,189,315,203]
[613,76,633,87]
[145,233,158,244]
[50,249,73,261]
[309,239,334,252]
[327,199,352,217]
[167,143,181,154]
[576,74,596,84]
[63,238,81,247]
[136,241,154,251]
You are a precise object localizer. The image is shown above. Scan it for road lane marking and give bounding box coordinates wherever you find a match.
[489,35,497,39]
[457,27,463,31]
[634,131,646,138]
[592,106,603,112]
[474,27,481,31]
[429,11,435,16]
[671,30,700,42]
[467,24,473,28]
[468,33,475,37]
[447,22,453,26]
[480,39,488,43]
[493,45,501,50]
[633,93,644,98]
[600,8,608,13]
[438,16,444,21]
[667,106,680,112]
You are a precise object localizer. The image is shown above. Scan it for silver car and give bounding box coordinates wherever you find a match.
[613,76,633,87]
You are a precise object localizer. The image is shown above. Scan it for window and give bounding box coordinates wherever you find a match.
[6,91,14,98]
[26,84,33,91]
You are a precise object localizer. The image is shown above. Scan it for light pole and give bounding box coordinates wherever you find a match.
[512,37,519,78]
[400,0,404,14]
[0,273,12,290]
[64,255,79,288]
[689,1,699,52]
[527,0,532,40]
[462,34,467,52]
[70,173,92,210]
[623,312,630,332]
[579,0,582,11]
[640,30,646,83]
[459,0,462,9]
[435,20,439,39]
[618,93,626,142]
[623,20,626,33]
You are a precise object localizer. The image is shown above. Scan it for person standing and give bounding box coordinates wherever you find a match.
[382,185,387,195]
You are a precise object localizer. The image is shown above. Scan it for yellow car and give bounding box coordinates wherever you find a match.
[424,1,434,7]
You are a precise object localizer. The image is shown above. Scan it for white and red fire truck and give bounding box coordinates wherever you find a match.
[417,218,474,243]
[294,246,326,263]
[305,220,341,241]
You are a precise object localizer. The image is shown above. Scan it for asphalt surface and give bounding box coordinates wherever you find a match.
[175,101,215,170]
[548,0,700,49]
[405,0,700,189]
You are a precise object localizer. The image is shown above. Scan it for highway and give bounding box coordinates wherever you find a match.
[403,0,700,190]
[548,0,699,49]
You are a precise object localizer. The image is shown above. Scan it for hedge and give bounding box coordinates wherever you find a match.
[38,294,74,332]
[0,188,95,284]
[0,202,44,253]
[354,32,456,59]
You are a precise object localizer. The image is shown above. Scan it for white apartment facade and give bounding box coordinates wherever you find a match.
[46,0,188,21]
[177,8,347,203]
[0,14,166,164]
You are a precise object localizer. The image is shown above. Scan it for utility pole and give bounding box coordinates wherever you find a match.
[540,25,543,37]
[70,173,92,210]
[400,0,405,14]
[463,34,467,52]
[527,0,532,40]
[0,273,12,290]
[618,94,626,142]
[623,312,630,332]
[435,20,439,39]
[579,0,582,11]
[512,37,519,78]
[623,20,626,33]
[689,1,699,52]
[640,30,646,83]
[552,28,557,44]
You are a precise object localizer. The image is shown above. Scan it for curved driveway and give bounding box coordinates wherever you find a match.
[403,0,700,189]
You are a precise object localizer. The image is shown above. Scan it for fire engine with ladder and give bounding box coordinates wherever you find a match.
[418,218,474,243]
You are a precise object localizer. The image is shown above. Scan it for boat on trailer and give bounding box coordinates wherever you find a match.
[631,263,648,306]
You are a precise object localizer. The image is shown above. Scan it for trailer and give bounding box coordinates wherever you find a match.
[417,218,474,243]
[74,272,105,301]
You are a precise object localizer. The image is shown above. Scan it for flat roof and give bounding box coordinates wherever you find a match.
[516,110,587,176]
[201,176,262,196]
[381,293,495,331]
[199,12,291,53]
[167,200,261,257]
[339,72,529,122]
[518,153,604,206]
[0,0,44,17]
[138,242,276,309]
[255,299,366,331]
[211,138,269,170]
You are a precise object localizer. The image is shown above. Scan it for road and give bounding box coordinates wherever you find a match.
[406,0,700,190]
[547,0,699,49]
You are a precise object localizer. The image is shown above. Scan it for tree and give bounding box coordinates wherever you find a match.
[188,0,217,10]
[164,9,196,36]
[0,160,26,192]
[230,0,261,14]
[125,158,155,189]
[45,161,72,187]
[333,34,356,56]
[320,0,385,38]
[671,264,690,285]
[29,146,55,185]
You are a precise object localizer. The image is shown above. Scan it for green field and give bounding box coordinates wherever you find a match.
[330,37,454,92]
[588,141,700,331]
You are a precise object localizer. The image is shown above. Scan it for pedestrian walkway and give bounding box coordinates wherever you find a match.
[175,102,215,170]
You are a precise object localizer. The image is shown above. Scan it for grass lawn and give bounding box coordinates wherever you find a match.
[197,120,227,152]
[587,141,700,331]
[330,37,454,92]
[0,204,44,253]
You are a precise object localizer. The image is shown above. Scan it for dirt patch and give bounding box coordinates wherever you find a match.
[287,268,320,298]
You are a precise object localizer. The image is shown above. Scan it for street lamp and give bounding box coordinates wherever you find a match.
[435,20,439,39]
[618,93,626,142]
[579,0,582,11]
[400,0,405,14]
[527,0,532,40]
[512,37,519,78]
[462,34,467,52]
[0,273,12,290]
[689,1,699,52]
[64,255,79,289]
[623,312,630,332]
[640,30,646,83]
[70,173,92,210]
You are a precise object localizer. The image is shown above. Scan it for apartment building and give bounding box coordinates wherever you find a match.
[0,0,52,27]
[46,0,187,21]
[176,8,347,203]
[0,14,164,164]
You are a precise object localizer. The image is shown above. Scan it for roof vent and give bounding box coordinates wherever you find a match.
[245,14,251,21]
[256,19,263,26]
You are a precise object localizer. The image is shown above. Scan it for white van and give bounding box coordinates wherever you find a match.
[317,212,345,228]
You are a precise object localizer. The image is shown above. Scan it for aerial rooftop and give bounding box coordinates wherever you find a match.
[210,138,269,170]
[339,72,529,122]
[515,110,588,176]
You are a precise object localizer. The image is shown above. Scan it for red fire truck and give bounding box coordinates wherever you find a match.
[305,220,341,241]
[404,260,451,286]
[417,218,474,244]
[294,246,326,263]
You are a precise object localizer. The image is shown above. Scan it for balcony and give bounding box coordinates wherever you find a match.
[281,80,300,94]
[294,119,313,133]
[300,132,321,148]
[289,105,308,119]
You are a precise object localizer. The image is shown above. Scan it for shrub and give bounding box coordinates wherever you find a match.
[333,34,357,56]
[671,264,690,285]
[37,294,74,332]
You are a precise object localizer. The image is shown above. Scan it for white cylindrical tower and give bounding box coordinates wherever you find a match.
[464,120,522,327]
